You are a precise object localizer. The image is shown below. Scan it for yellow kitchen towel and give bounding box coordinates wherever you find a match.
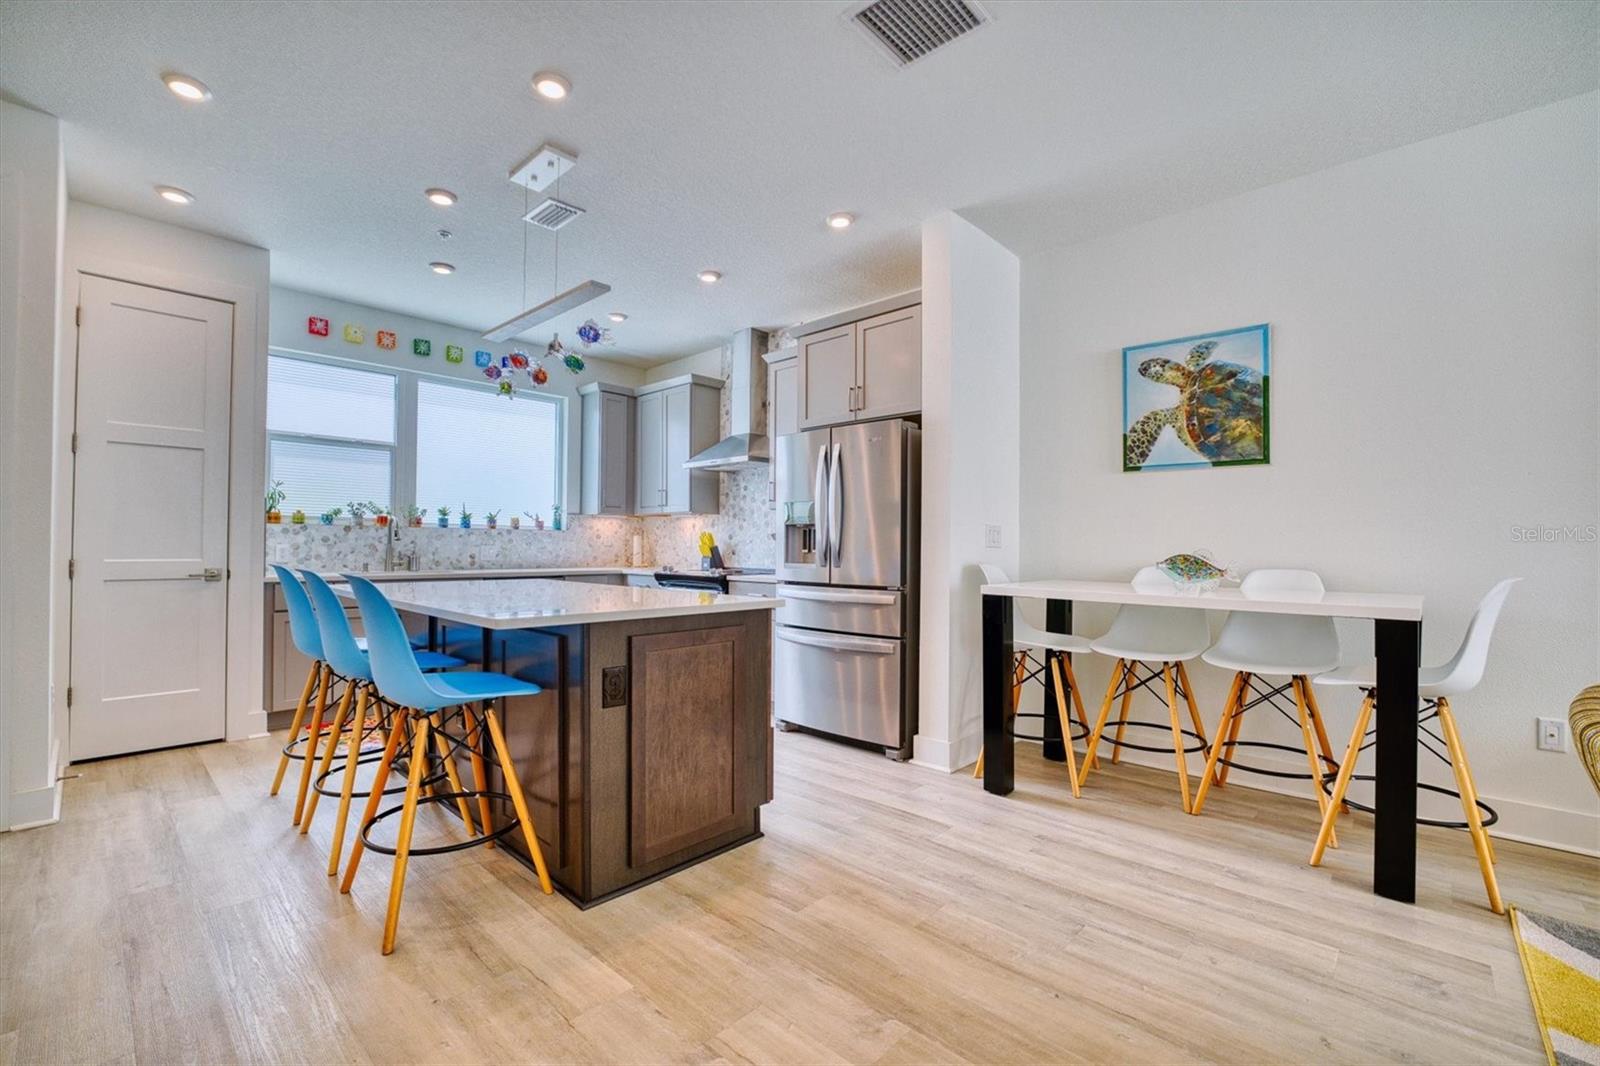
[1510,906,1600,1066]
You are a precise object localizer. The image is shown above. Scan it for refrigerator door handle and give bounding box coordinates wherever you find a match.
[812,443,830,564]
[776,587,897,606]
[775,627,897,655]
[828,441,843,567]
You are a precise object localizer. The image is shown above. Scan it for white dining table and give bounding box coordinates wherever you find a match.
[979,577,1425,904]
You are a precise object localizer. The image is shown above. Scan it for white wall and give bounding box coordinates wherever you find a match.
[1017,93,1600,853]
[643,345,723,384]
[0,101,66,829]
[269,287,647,521]
[58,202,272,746]
[917,211,1021,771]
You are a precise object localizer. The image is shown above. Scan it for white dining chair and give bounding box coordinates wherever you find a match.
[1189,569,1344,838]
[1309,578,1520,913]
[973,564,1097,796]
[1077,566,1214,811]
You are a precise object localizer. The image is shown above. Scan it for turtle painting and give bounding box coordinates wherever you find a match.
[1122,325,1270,471]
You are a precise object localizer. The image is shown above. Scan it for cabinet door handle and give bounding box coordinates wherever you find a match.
[857,383,865,411]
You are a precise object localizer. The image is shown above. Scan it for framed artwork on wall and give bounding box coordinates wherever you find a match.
[1123,323,1269,472]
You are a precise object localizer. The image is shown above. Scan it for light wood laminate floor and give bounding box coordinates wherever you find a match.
[2,730,1594,1064]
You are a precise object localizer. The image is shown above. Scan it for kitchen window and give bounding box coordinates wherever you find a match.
[415,378,562,521]
[266,354,396,517]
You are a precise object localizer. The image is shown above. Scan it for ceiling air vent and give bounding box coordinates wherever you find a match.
[523,197,585,231]
[849,0,991,68]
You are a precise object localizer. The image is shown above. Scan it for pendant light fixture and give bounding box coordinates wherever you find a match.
[483,144,610,342]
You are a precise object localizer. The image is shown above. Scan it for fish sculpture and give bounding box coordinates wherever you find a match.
[1156,552,1236,593]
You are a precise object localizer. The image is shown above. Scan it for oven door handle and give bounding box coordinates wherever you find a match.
[775,627,897,655]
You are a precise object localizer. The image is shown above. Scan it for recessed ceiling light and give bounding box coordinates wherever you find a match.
[826,212,855,229]
[161,72,212,102]
[608,311,628,323]
[425,188,457,207]
[531,71,570,100]
[698,270,722,284]
[429,261,455,275]
[155,185,194,205]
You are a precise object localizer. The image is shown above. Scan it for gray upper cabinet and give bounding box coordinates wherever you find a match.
[635,375,720,516]
[855,304,921,422]
[796,302,921,429]
[578,382,635,516]
[769,357,799,439]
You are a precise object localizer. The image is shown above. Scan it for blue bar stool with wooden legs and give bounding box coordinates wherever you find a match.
[268,564,340,826]
[340,573,555,955]
[297,569,464,876]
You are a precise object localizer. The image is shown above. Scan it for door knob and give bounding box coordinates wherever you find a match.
[187,567,222,581]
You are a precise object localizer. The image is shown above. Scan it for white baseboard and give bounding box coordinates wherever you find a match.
[5,778,61,831]
[911,733,958,772]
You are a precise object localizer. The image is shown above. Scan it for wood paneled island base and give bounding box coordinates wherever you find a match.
[341,578,780,907]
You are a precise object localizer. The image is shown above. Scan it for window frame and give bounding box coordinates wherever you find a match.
[265,346,567,523]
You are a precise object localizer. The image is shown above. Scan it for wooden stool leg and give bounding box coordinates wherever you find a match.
[272,661,320,796]
[1293,678,1337,848]
[1078,660,1128,789]
[382,714,430,955]
[1301,682,1345,813]
[1059,653,1100,770]
[1437,699,1503,913]
[484,704,553,894]
[1049,657,1081,798]
[1310,694,1371,866]
[466,705,494,847]
[340,705,408,894]
[1218,673,1249,786]
[1440,698,1495,864]
[292,665,333,826]
[1163,664,1192,813]
[301,678,357,834]
[972,747,985,779]
[1175,661,1210,753]
[1111,663,1136,764]
[1190,672,1245,816]
[430,712,477,835]
[327,685,371,876]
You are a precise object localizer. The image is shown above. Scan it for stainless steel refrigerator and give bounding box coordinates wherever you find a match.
[773,418,919,759]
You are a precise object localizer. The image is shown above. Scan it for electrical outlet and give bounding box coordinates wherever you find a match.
[1536,717,1568,753]
[984,524,1002,549]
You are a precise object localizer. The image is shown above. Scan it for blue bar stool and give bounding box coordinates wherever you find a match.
[340,573,554,956]
[269,564,340,826]
[298,569,465,876]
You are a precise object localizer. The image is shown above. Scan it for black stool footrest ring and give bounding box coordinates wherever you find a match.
[359,790,521,856]
[1101,719,1209,756]
[1213,738,1337,783]
[311,759,447,800]
[1009,711,1091,745]
[1320,772,1498,830]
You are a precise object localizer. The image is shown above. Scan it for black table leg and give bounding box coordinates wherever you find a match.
[1040,599,1072,762]
[982,593,1014,795]
[1374,617,1421,903]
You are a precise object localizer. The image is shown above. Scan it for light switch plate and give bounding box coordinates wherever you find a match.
[984,524,1002,549]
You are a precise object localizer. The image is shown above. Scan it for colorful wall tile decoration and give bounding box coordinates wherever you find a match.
[308,316,330,337]
[445,344,464,363]
[413,338,431,357]
[342,324,365,344]
[376,330,397,350]
[474,350,492,368]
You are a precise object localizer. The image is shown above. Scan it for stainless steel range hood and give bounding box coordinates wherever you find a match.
[684,327,770,471]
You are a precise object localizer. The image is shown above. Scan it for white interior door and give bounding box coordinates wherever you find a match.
[70,275,233,760]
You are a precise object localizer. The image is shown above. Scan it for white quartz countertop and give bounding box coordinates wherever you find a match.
[335,577,782,630]
[267,566,658,583]
[980,578,1423,621]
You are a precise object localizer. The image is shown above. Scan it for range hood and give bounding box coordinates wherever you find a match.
[684,327,770,471]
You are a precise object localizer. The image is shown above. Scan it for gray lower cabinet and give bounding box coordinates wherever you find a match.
[797,301,921,429]
[578,382,635,516]
[634,375,719,516]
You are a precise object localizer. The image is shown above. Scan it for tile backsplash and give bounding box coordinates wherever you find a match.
[267,515,640,573]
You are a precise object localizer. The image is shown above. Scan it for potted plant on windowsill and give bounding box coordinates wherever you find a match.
[436,505,451,529]
[290,509,306,525]
[485,509,500,530]
[347,501,368,528]
[374,504,390,528]
[320,506,343,526]
[405,505,425,528]
[510,514,521,530]
[459,504,473,529]
[265,480,286,524]
[524,511,544,530]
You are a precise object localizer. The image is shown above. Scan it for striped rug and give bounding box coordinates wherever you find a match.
[1511,907,1600,1066]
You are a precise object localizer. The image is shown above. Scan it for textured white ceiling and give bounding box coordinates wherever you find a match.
[2,1,1594,363]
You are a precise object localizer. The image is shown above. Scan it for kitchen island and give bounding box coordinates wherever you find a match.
[342,578,780,906]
